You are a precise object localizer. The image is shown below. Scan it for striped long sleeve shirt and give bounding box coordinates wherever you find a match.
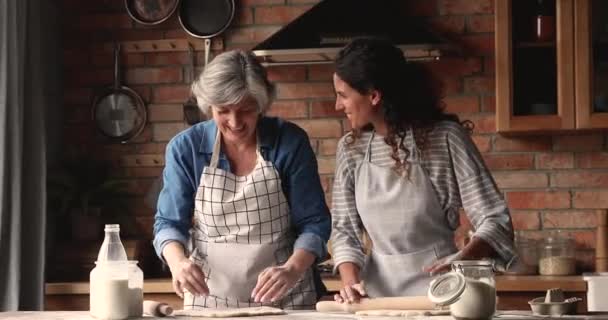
[330,120,515,272]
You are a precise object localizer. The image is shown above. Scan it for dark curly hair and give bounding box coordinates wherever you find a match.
[334,37,471,176]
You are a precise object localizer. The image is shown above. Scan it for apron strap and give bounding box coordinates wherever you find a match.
[365,131,375,162]
[209,128,264,168]
[210,129,222,168]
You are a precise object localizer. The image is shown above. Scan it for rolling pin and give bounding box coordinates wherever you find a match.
[316,296,435,313]
[143,300,173,317]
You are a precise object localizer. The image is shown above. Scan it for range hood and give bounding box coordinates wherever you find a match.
[252,0,452,66]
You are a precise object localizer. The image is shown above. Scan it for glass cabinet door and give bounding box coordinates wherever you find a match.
[575,0,608,128]
[496,0,575,132]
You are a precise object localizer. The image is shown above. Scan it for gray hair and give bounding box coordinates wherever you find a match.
[191,50,275,116]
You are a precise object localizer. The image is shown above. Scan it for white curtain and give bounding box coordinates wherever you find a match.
[0,0,59,310]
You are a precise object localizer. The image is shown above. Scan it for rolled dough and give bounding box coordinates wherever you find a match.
[172,306,286,317]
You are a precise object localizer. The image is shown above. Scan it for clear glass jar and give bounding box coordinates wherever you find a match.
[507,232,539,275]
[449,260,496,320]
[128,260,144,317]
[538,233,576,275]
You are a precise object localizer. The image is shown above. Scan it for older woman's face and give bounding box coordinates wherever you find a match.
[211,98,259,145]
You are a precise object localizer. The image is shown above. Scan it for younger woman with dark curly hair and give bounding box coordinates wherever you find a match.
[330,37,515,302]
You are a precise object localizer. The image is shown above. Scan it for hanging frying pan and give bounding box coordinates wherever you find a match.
[92,44,147,143]
[125,0,180,25]
[178,0,235,66]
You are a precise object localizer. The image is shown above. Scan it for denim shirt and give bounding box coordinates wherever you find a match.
[153,117,331,263]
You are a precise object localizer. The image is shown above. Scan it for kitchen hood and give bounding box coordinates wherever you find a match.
[252,0,452,66]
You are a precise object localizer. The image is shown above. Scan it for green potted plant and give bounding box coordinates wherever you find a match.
[47,156,130,241]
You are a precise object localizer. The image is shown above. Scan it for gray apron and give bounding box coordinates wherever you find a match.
[184,130,317,309]
[355,129,457,297]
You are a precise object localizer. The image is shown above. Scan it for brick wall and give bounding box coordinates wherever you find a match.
[62,0,608,271]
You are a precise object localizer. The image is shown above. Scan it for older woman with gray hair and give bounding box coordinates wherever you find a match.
[153,50,331,309]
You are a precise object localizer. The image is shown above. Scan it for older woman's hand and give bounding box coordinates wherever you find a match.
[168,257,209,298]
[251,265,303,303]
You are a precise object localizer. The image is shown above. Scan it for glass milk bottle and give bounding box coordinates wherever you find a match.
[128,261,144,317]
[429,260,497,320]
[90,224,129,320]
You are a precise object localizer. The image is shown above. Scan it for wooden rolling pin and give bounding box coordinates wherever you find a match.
[143,300,173,317]
[316,296,435,313]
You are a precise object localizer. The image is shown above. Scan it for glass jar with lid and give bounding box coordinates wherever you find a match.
[506,232,539,275]
[428,260,496,320]
[538,232,576,275]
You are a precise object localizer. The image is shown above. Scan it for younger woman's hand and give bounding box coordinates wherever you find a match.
[334,281,366,304]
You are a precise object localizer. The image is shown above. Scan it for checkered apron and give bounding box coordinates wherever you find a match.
[183,130,317,309]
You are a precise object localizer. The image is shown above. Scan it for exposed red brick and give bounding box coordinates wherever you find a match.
[507,191,570,210]
[129,126,154,144]
[145,52,190,66]
[427,57,482,78]
[308,65,334,81]
[460,34,495,55]
[319,139,339,156]
[438,0,493,15]
[573,191,608,209]
[553,134,604,151]
[276,82,334,99]
[493,136,552,152]
[481,95,495,112]
[464,75,495,94]
[483,154,535,170]
[317,157,336,175]
[292,119,343,138]
[152,122,188,142]
[310,100,343,118]
[484,56,495,75]
[64,88,93,105]
[225,26,280,44]
[542,211,598,229]
[430,16,466,34]
[551,171,608,188]
[125,67,182,84]
[64,105,89,124]
[438,76,463,95]
[241,0,285,6]
[443,95,480,114]
[120,154,165,167]
[468,114,495,133]
[466,15,494,33]
[254,5,311,25]
[576,152,608,168]
[74,13,132,30]
[267,101,309,119]
[493,172,548,189]
[287,0,322,4]
[267,66,307,82]
[148,104,184,122]
[66,69,113,86]
[536,152,575,169]
[471,135,491,153]
[234,7,254,26]
[510,211,541,230]
[63,50,90,67]
[135,143,167,154]
[153,85,191,103]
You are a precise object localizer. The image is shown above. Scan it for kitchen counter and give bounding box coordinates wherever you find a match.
[45,275,587,294]
[2,310,608,320]
[45,275,588,312]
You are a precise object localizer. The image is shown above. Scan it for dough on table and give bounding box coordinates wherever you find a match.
[354,309,450,317]
[172,306,286,317]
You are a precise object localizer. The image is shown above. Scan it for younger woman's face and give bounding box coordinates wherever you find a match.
[333,73,379,130]
[211,98,259,145]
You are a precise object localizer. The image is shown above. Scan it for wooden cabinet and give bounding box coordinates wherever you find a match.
[495,0,608,133]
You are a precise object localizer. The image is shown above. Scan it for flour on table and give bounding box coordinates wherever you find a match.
[354,309,450,317]
[172,306,285,317]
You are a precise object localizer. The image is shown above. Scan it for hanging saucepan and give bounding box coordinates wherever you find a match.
[125,0,180,25]
[178,0,235,66]
[92,44,147,143]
